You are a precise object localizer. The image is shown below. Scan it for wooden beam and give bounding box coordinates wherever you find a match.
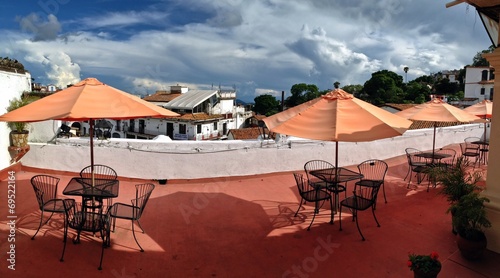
[445,0,465,8]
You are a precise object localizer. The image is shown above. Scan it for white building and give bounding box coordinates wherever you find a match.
[75,85,253,141]
[464,66,495,104]
[0,69,32,170]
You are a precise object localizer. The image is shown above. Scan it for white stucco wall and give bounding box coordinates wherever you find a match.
[0,71,32,170]
[13,123,484,180]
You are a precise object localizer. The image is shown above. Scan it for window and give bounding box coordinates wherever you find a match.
[197,124,202,134]
[490,70,495,80]
[480,88,485,95]
[481,70,488,81]
[115,120,121,131]
[179,124,186,134]
[213,122,218,130]
[490,88,494,101]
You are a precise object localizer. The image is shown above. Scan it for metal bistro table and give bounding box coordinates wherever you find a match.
[309,167,363,213]
[472,140,489,165]
[414,151,451,165]
[63,177,119,243]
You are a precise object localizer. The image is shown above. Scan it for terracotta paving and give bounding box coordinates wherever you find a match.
[0,143,499,277]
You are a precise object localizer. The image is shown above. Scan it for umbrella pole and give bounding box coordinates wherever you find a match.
[432,123,437,163]
[89,119,95,186]
[484,117,488,141]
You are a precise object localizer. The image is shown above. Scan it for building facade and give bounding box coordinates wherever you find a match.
[464,66,495,104]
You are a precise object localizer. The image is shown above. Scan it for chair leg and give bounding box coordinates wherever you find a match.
[371,206,381,228]
[131,220,144,252]
[60,221,68,262]
[307,201,320,231]
[403,167,410,181]
[136,219,145,233]
[381,183,387,204]
[329,197,334,225]
[339,204,343,231]
[294,198,304,217]
[32,210,54,240]
[353,209,365,241]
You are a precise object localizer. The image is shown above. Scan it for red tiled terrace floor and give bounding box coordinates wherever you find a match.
[0,143,499,277]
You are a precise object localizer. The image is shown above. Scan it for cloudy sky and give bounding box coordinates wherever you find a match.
[0,0,493,102]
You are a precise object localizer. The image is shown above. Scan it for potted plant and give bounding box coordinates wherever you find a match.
[5,95,40,147]
[430,157,481,234]
[450,192,491,260]
[407,251,442,278]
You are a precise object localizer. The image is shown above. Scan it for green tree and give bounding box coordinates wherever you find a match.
[405,81,431,103]
[361,70,405,105]
[253,94,279,116]
[472,45,495,66]
[285,83,320,107]
[341,84,363,97]
[434,78,459,96]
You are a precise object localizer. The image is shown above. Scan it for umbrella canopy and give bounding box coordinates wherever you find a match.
[463,100,493,119]
[0,77,180,179]
[463,100,493,140]
[396,99,481,158]
[262,89,413,169]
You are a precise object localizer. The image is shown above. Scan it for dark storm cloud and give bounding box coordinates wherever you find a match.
[17,13,61,41]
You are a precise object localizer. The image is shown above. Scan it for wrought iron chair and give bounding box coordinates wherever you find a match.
[304,159,347,201]
[109,183,155,252]
[60,199,110,270]
[293,173,333,231]
[30,175,66,240]
[355,159,388,205]
[339,182,382,241]
[80,164,118,208]
[405,148,430,189]
[436,148,456,168]
[461,138,480,168]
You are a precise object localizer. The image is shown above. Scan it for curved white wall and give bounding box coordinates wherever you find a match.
[0,71,32,170]
[16,123,484,180]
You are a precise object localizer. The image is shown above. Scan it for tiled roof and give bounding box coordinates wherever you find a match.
[143,92,182,102]
[172,113,223,121]
[228,127,261,139]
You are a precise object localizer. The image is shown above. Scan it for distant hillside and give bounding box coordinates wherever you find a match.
[236,99,250,106]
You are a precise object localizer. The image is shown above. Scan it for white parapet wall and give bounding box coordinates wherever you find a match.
[14,123,485,180]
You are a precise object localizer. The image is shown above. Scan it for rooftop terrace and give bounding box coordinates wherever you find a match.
[0,143,498,277]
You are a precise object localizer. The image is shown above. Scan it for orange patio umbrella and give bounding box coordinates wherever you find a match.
[0,77,180,179]
[262,88,413,170]
[464,100,493,140]
[396,99,482,159]
[463,100,493,119]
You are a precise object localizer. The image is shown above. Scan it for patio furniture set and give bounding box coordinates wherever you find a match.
[405,137,488,191]
[30,165,155,270]
[293,159,388,241]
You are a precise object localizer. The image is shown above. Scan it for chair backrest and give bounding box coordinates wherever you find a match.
[80,164,118,180]
[354,183,381,206]
[62,199,104,232]
[436,148,456,166]
[460,142,479,156]
[31,175,60,209]
[357,159,388,182]
[405,148,427,166]
[131,183,155,219]
[293,172,312,195]
[464,137,481,144]
[304,160,335,183]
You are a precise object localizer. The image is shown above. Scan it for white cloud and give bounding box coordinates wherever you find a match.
[0,1,493,101]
